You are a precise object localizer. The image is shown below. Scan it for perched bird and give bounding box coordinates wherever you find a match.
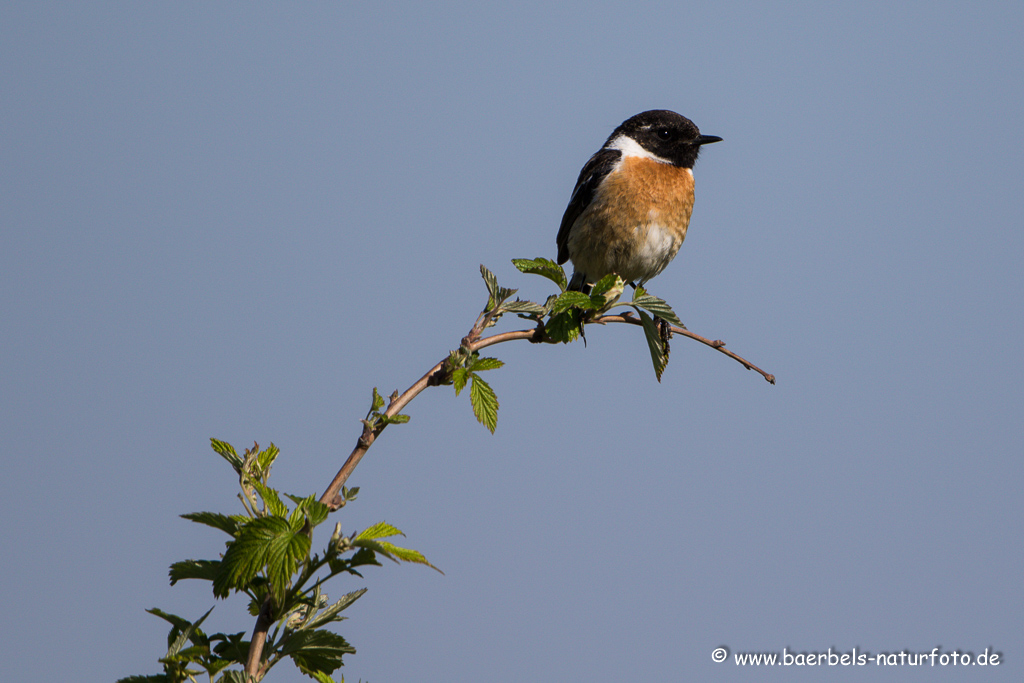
[556,110,721,292]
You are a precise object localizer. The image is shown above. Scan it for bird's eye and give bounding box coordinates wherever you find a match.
[656,128,673,141]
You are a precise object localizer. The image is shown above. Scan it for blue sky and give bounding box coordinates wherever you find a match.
[2,2,1022,681]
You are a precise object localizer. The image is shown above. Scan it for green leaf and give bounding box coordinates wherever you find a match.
[169,559,221,585]
[469,374,499,433]
[328,546,382,576]
[308,671,337,683]
[632,294,683,326]
[353,538,443,572]
[636,309,668,382]
[145,607,193,639]
[304,588,368,630]
[281,629,355,676]
[467,356,504,372]
[162,643,211,663]
[451,367,470,396]
[180,511,243,537]
[381,412,410,425]
[255,443,280,473]
[544,310,582,343]
[480,264,517,309]
[165,606,214,657]
[480,263,499,301]
[550,290,596,314]
[218,671,249,683]
[251,481,289,518]
[502,299,547,315]
[210,631,250,663]
[511,257,568,291]
[355,521,404,541]
[209,438,242,471]
[198,656,232,678]
[263,524,312,606]
[214,516,294,599]
[592,273,624,297]
[370,386,385,412]
[285,493,331,529]
[590,273,625,308]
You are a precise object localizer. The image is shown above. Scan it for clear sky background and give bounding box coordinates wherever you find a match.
[2,2,1022,682]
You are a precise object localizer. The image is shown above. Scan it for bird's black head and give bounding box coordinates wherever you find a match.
[607,109,722,168]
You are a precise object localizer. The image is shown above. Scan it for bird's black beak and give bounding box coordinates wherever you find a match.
[696,135,723,146]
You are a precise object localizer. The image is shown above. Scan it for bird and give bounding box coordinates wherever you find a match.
[556,110,721,292]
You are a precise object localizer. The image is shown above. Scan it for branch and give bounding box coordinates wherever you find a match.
[318,315,771,509]
[244,597,273,681]
[588,313,776,384]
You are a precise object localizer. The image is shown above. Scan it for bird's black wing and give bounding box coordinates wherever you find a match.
[556,148,622,265]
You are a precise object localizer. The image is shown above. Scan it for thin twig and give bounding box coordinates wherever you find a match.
[318,316,772,509]
[589,314,776,384]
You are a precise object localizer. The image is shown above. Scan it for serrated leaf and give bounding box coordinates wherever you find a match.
[451,367,469,396]
[251,481,289,518]
[165,606,214,657]
[544,310,582,343]
[218,670,250,683]
[502,299,547,315]
[285,494,331,529]
[214,516,293,599]
[169,559,221,585]
[467,356,504,372]
[481,264,517,308]
[511,257,568,291]
[256,443,280,473]
[304,588,368,630]
[632,294,682,326]
[370,386,385,412]
[480,263,498,298]
[355,521,404,541]
[593,274,622,301]
[382,413,410,425]
[496,286,517,304]
[590,273,625,307]
[209,438,242,471]
[146,607,193,634]
[469,374,499,433]
[352,538,443,572]
[163,643,211,663]
[636,308,668,382]
[281,629,355,676]
[198,657,232,678]
[210,631,249,660]
[550,290,596,314]
[180,511,242,537]
[263,525,312,606]
[329,546,382,576]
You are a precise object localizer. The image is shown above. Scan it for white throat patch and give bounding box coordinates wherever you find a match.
[607,134,672,164]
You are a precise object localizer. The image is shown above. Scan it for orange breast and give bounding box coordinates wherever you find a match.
[566,156,696,283]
